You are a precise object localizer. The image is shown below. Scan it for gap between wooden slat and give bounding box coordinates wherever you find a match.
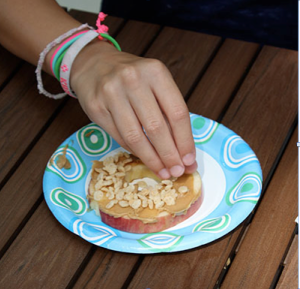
[216,45,263,123]
[184,38,225,103]
[65,246,98,289]
[214,118,298,288]
[0,98,69,259]
[0,61,23,94]
[269,225,297,289]
[120,256,145,289]
[0,97,69,192]
[140,26,164,57]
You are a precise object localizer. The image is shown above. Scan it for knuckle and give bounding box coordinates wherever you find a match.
[120,65,140,87]
[160,148,178,163]
[145,119,162,135]
[145,58,166,74]
[171,105,189,122]
[101,78,117,96]
[124,129,143,146]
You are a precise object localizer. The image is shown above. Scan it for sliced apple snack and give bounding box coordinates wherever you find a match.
[88,151,203,233]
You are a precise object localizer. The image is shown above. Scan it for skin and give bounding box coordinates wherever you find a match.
[0,0,198,179]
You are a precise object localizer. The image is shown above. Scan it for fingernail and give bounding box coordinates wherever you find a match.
[182,153,196,166]
[170,165,185,177]
[158,168,171,179]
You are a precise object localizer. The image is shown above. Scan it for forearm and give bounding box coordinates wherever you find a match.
[0,0,82,74]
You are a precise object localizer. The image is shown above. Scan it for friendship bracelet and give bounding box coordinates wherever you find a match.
[60,30,99,98]
[54,49,67,80]
[50,30,89,78]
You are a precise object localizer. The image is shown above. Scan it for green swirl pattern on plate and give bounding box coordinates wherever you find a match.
[191,114,219,144]
[138,232,184,252]
[50,188,87,215]
[225,172,262,206]
[77,124,111,156]
[46,145,86,183]
[193,214,231,233]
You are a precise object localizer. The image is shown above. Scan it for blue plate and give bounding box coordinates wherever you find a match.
[43,114,262,253]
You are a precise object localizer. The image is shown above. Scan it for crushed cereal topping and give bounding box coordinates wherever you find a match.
[91,152,190,211]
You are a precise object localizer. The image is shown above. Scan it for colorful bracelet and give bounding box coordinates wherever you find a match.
[54,49,67,80]
[60,30,99,98]
[50,30,89,78]
[36,12,121,100]
[36,23,93,99]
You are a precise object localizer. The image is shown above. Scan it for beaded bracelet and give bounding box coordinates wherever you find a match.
[36,23,93,99]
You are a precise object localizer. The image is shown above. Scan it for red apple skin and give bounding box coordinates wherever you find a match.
[100,193,204,234]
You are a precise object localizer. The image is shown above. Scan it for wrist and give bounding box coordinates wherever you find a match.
[70,39,118,90]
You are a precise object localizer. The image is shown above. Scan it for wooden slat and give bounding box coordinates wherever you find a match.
[0,46,22,86]
[0,64,64,185]
[145,27,221,97]
[187,39,260,120]
[0,98,89,252]
[0,18,160,288]
[221,47,298,172]
[115,20,161,55]
[0,201,91,288]
[221,129,298,288]
[127,47,298,289]
[276,234,298,289]
[73,250,139,289]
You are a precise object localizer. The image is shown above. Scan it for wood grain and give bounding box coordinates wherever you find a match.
[127,48,297,289]
[0,98,89,252]
[276,234,298,289]
[221,129,298,288]
[0,64,64,185]
[115,20,161,56]
[187,39,260,120]
[73,250,139,289]
[0,202,91,289]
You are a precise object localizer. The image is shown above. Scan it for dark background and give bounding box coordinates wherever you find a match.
[103,0,297,50]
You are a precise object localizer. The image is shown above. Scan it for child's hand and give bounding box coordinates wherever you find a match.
[70,41,197,179]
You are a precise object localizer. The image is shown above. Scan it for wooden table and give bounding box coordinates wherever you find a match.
[0,11,298,289]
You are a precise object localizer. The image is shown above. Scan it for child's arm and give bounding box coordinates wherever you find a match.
[0,0,197,179]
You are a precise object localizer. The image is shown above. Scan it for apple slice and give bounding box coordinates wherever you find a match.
[98,192,203,233]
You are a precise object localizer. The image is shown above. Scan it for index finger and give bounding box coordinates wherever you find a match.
[150,67,196,168]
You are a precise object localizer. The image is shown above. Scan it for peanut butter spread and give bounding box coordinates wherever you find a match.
[88,152,202,224]
[51,144,71,169]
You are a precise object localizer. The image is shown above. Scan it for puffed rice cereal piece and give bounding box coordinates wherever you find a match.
[178,186,189,194]
[106,199,117,209]
[129,199,141,209]
[94,190,104,201]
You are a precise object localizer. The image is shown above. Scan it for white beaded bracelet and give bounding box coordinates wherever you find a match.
[59,30,99,98]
